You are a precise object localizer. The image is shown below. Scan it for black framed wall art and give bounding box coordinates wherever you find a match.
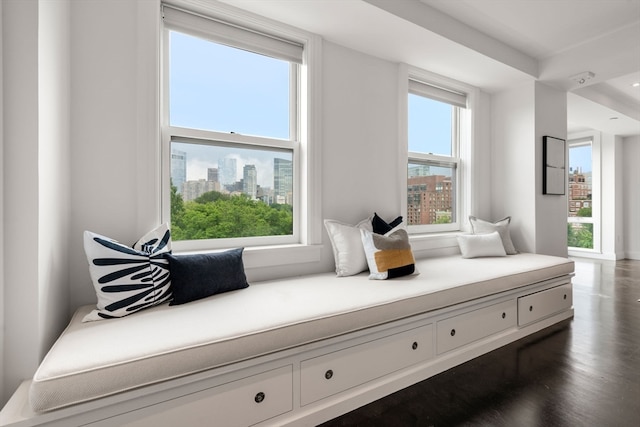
[543,135,566,195]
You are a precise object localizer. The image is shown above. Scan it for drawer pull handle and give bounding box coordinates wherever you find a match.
[563,294,567,300]
[255,392,265,403]
[502,312,506,319]
[529,305,533,312]
[412,341,418,350]
[325,369,333,380]
[450,329,456,337]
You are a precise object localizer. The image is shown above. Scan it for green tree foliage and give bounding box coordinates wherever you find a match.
[577,207,592,218]
[567,207,593,249]
[170,189,293,241]
[170,180,184,218]
[435,212,452,224]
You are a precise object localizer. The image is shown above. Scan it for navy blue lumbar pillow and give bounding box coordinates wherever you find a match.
[167,248,249,305]
[372,212,403,234]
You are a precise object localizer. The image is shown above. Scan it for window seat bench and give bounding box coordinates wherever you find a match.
[1,253,574,427]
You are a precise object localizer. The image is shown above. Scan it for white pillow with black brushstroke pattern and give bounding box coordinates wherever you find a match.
[83,223,172,322]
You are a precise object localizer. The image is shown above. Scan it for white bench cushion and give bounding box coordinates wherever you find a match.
[29,253,573,412]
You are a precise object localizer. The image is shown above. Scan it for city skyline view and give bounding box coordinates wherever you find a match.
[172,141,292,190]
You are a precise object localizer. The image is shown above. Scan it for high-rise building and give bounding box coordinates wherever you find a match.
[171,149,187,194]
[182,180,221,201]
[568,170,592,216]
[408,164,430,178]
[407,175,453,225]
[219,157,237,188]
[274,158,293,205]
[207,168,219,183]
[243,164,257,199]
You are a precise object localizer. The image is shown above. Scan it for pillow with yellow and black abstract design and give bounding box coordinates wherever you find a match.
[360,226,415,280]
[82,223,172,321]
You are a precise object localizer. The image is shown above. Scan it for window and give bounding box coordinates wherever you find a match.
[406,78,466,233]
[162,4,320,253]
[568,136,599,252]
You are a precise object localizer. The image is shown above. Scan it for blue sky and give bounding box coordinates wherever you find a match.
[569,144,592,173]
[408,94,452,156]
[170,31,290,138]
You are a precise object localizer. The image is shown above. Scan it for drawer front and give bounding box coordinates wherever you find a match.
[437,300,516,355]
[110,365,293,427]
[518,283,572,326]
[300,324,433,406]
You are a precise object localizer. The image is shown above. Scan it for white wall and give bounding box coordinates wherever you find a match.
[490,81,568,257]
[623,136,640,259]
[2,0,71,405]
[2,0,42,404]
[473,91,493,221]
[534,82,568,258]
[38,0,71,373]
[68,0,156,311]
[601,133,624,260]
[0,0,4,407]
[491,83,536,252]
[320,42,400,250]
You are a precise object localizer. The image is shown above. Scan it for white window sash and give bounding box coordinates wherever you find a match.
[406,76,465,233]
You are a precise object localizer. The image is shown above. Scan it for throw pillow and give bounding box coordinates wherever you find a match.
[167,248,249,305]
[457,231,507,259]
[469,216,518,255]
[372,212,403,234]
[361,227,415,280]
[83,223,172,322]
[324,218,373,276]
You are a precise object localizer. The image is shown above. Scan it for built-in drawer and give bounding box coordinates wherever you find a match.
[95,365,293,427]
[518,283,572,326]
[436,300,517,355]
[300,324,433,406]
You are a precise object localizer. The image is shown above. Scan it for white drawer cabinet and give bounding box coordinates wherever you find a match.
[300,324,433,406]
[518,283,572,326]
[92,365,293,427]
[437,300,516,354]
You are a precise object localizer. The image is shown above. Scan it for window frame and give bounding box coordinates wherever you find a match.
[567,132,601,255]
[160,1,322,262]
[407,105,461,233]
[402,67,470,236]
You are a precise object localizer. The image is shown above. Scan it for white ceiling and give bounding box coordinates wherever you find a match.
[419,0,640,136]
[219,0,640,137]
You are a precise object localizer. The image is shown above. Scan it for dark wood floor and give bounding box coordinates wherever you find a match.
[321,258,640,427]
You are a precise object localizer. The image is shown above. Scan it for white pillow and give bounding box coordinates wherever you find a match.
[457,231,507,259]
[324,218,372,276]
[469,216,518,254]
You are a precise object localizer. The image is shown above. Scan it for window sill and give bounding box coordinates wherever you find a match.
[174,243,324,269]
[409,232,461,258]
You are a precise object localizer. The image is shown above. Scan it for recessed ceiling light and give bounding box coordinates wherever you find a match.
[632,82,640,88]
